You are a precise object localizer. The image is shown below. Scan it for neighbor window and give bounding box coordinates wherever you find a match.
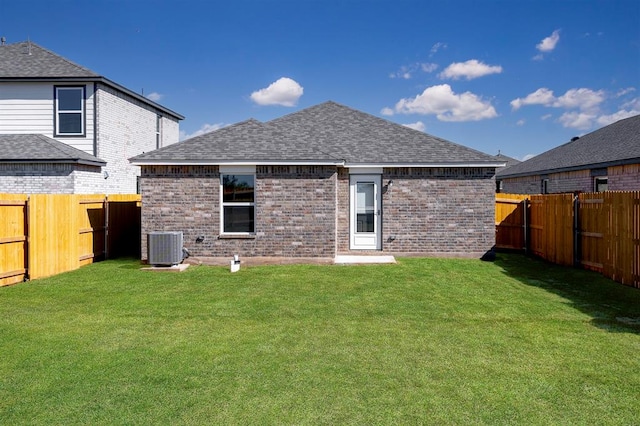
[221,173,255,234]
[55,86,85,136]
[156,115,162,149]
[541,179,549,194]
[595,177,608,192]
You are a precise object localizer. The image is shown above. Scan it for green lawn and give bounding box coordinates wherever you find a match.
[1,255,639,425]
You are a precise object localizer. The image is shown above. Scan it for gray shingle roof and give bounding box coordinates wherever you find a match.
[0,41,184,120]
[131,101,500,166]
[494,153,521,174]
[497,114,640,178]
[0,41,98,78]
[0,134,106,166]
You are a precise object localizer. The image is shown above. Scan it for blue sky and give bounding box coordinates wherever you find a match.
[1,0,638,160]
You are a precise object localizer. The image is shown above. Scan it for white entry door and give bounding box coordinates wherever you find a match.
[350,175,382,250]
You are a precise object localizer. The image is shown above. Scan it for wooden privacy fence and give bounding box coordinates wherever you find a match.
[495,192,640,288]
[0,194,141,286]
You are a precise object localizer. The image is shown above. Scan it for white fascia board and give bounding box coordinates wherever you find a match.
[345,162,507,168]
[130,159,344,166]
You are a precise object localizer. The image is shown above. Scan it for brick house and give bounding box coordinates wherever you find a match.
[130,101,503,261]
[496,114,640,194]
[0,41,183,194]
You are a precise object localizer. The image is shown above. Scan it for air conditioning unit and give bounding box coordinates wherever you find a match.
[148,232,183,266]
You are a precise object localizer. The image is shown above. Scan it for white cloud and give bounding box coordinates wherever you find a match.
[553,88,604,111]
[250,77,303,106]
[516,119,525,126]
[558,112,596,130]
[532,54,544,61]
[537,30,560,52]
[146,92,163,102]
[510,88,555,110]
[511,88,604,112]
[380,107,394,116]
[616,87,636,97]
[403,121,426,132]
[521,153,536,161]
[390,62,438,79]
[596,109,640,126]
[430,42,447,56]
[394,84,498,122]
[179,123,225,141]
[421,63,438,73]
[439,59,503,80]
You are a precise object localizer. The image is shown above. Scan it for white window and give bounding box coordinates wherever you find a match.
[594,177,608,192]
[55,86,85,136]
[220,167,256,234]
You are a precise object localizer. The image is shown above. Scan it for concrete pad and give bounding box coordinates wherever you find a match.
[141,264,190,272]
[334,255,396,264]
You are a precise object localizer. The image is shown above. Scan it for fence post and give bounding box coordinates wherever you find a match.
[523,199,529,254]
[573,195,580,268]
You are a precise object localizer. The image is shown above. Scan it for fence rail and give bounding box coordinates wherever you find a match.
[495,191,640,288]
[0,194,141,286]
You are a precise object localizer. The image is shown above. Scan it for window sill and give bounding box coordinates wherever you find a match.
[218,234,256,240]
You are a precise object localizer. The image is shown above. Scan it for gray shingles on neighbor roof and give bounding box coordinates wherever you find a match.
[497,114,640,178]
[131,101,501,166]
[0,134,106,166]
[0,41,184,120]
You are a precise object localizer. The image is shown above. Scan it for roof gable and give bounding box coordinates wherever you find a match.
[0,134,106,166]
[131,101,500,166]
[497,114,640,178]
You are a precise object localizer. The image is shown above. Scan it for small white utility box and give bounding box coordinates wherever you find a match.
[230,255,241,273]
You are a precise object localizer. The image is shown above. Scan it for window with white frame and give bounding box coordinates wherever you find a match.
[594,177,608,192]
[220,168,256,234]
[55,86,85,136]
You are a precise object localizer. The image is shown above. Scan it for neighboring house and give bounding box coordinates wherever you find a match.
[130,101,504,261]
[497,115,640,194]
[494,152,521,193]
[0,40,183,194]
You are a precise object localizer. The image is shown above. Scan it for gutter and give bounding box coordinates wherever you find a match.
[497,157,640,179]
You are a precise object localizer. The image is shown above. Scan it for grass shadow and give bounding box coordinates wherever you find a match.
[494,253,640,335]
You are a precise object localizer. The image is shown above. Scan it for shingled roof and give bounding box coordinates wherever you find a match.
[0,134,106,167]
[131,101,501,167]
[0,41,183,120]
[497,114,640,178]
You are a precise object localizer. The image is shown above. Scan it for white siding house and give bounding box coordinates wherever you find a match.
[0,41,183,194]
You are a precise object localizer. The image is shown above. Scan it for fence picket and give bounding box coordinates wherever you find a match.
[0,194,141,285]
[496,191,640,288]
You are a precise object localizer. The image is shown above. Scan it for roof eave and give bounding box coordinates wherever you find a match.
[346,162,506,168]
[0,158,106,167]
[130,159,506,168]
[497,157,640,179]
[130,159,344,166]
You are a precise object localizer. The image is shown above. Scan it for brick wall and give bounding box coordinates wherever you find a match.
[140,165,337,260]
[141,165,496,259]
[0,163,102,193]
[96,84,180,194]
[608,164,640,190]
[337,167,496,256]
[500,165,640,194]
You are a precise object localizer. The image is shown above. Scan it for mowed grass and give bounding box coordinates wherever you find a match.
[1,255,639,425]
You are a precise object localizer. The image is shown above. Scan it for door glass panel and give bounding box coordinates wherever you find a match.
[356,182,375,233]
